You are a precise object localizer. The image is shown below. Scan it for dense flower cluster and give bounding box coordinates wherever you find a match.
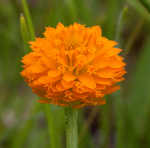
[21,23,126,108]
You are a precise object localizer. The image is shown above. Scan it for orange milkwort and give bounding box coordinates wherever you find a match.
[21,23,126,108]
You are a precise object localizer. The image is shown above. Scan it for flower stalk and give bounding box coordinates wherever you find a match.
[65,107,78,148]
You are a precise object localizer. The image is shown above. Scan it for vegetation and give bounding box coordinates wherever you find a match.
[0,0,150,147]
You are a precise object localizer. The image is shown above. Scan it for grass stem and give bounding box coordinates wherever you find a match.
[22,0,35,40]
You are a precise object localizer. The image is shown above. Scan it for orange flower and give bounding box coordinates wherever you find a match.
[21,23,126,108]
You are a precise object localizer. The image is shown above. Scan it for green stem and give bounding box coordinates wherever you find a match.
[65,107,78,148]
[115,6,128,44]
[22,0,35,40]
[20,13,30,52]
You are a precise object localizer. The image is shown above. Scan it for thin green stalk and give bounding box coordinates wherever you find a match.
[44,105,58,148]
[20,13,30,52]
[65,107,78,148]
[22,0,35,40]
[115,6,128,44]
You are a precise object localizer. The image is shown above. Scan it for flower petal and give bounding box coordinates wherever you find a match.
[78,73,96,89]
[63,72,76,82]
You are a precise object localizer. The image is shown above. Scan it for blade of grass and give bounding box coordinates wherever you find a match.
[21,0,35,40]
[20,13,30,52]
[115,5,128,45]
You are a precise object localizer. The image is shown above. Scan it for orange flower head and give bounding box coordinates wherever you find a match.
[21,23,126,108]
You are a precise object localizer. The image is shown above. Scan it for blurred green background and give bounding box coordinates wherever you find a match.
[1,0,150,148]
